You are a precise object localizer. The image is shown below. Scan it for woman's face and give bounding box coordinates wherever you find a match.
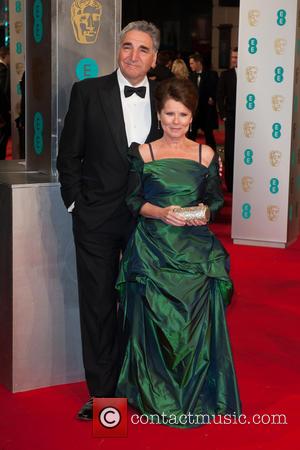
[159,98,192,139]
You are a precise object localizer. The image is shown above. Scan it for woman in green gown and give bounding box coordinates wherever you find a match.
[116,78,241,427]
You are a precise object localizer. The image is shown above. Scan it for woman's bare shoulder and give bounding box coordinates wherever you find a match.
[201,144,215,167]
[139,140,161,162]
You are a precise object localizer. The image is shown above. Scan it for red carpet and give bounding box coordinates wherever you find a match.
[5,138,12,160]
[0,191,299,449]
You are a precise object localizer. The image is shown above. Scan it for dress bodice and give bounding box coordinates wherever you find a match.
[126,143,223,221]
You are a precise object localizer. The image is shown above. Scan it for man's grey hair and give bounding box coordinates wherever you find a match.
[119,21,160,52]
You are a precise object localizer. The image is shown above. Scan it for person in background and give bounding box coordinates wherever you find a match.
[148,50,173,81]
[0,46,11,160]
[16,71,25,159]
[171,58,189,80]
[189,53,219,150]
[217,47,238,193]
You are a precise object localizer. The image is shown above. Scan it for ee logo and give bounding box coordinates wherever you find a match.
[272,123,282,139]
[248,38,258,54]
[244,149,253,165]
[16,1,22,13]
[274,67,284,83]
[33,0,43,43]
[270,178,279,194]
[246,94,255,110]
[242,203,251,219]
[277,9,287,26]
[33,112,44,155]
[16,42,22,54]
[76,58,99,80]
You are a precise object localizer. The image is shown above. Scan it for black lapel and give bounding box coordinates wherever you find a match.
[96,71,128,163]
[146,80,160,142]
[232,68,237,87]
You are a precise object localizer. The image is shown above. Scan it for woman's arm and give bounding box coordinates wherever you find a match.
[140,203,186,226]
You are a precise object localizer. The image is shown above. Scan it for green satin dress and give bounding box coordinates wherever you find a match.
[116,143,241,427]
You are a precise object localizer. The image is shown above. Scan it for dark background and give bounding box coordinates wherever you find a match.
[122,0,214,62]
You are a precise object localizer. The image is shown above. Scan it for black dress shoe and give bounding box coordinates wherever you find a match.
[77,398,93,421]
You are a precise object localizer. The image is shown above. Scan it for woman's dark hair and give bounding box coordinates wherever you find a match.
[155,78,198,116]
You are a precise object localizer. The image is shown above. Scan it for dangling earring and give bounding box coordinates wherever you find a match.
[189,123,192,133]
[157,119,161,130]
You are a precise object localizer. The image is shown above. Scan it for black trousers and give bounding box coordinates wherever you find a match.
[0,123,10,160]
[72,210,134,397]
[224,117,236,193]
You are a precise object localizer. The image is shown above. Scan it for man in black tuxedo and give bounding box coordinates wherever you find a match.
[217,47,238,193]
[189,54,219,150]
[57,21,161,420]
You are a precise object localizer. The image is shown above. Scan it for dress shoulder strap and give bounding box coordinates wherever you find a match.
[148,143,155,161]
[199,144,202,164]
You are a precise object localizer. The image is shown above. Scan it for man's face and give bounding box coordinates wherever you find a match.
[231,51,238,68]
[71,1,102,44]
[118,30,157,86]
[189,58,201,72]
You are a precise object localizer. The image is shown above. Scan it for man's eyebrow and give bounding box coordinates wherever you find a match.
[140,45,151,51]
[121,41,152,51]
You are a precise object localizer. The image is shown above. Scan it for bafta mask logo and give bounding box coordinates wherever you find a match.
[243,121,256,138]
[71,0,102,45]
[274,38,287,55]
[269,151,282,167]
[16,62,24,76]
[267,205,279,222]
[242,176,254,192]
[248,9,260,27]
[246,66,258,83]
[14,21,23,34]
[272,95,284,112]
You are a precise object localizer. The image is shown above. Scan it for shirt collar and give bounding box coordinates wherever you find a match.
[117,68,148,89]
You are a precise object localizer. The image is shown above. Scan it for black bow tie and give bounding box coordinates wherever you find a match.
[124,85,146,98]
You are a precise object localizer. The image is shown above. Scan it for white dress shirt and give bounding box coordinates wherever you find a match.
[117,68,151,146]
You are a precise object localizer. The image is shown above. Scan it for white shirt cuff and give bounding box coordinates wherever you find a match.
[68,201,75,212]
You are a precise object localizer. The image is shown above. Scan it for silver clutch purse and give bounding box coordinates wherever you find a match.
[173,203,210,223]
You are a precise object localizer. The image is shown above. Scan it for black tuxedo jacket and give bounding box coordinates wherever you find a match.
[57,71,160,229]
[190,70,219,129]
[217,68,237,120]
